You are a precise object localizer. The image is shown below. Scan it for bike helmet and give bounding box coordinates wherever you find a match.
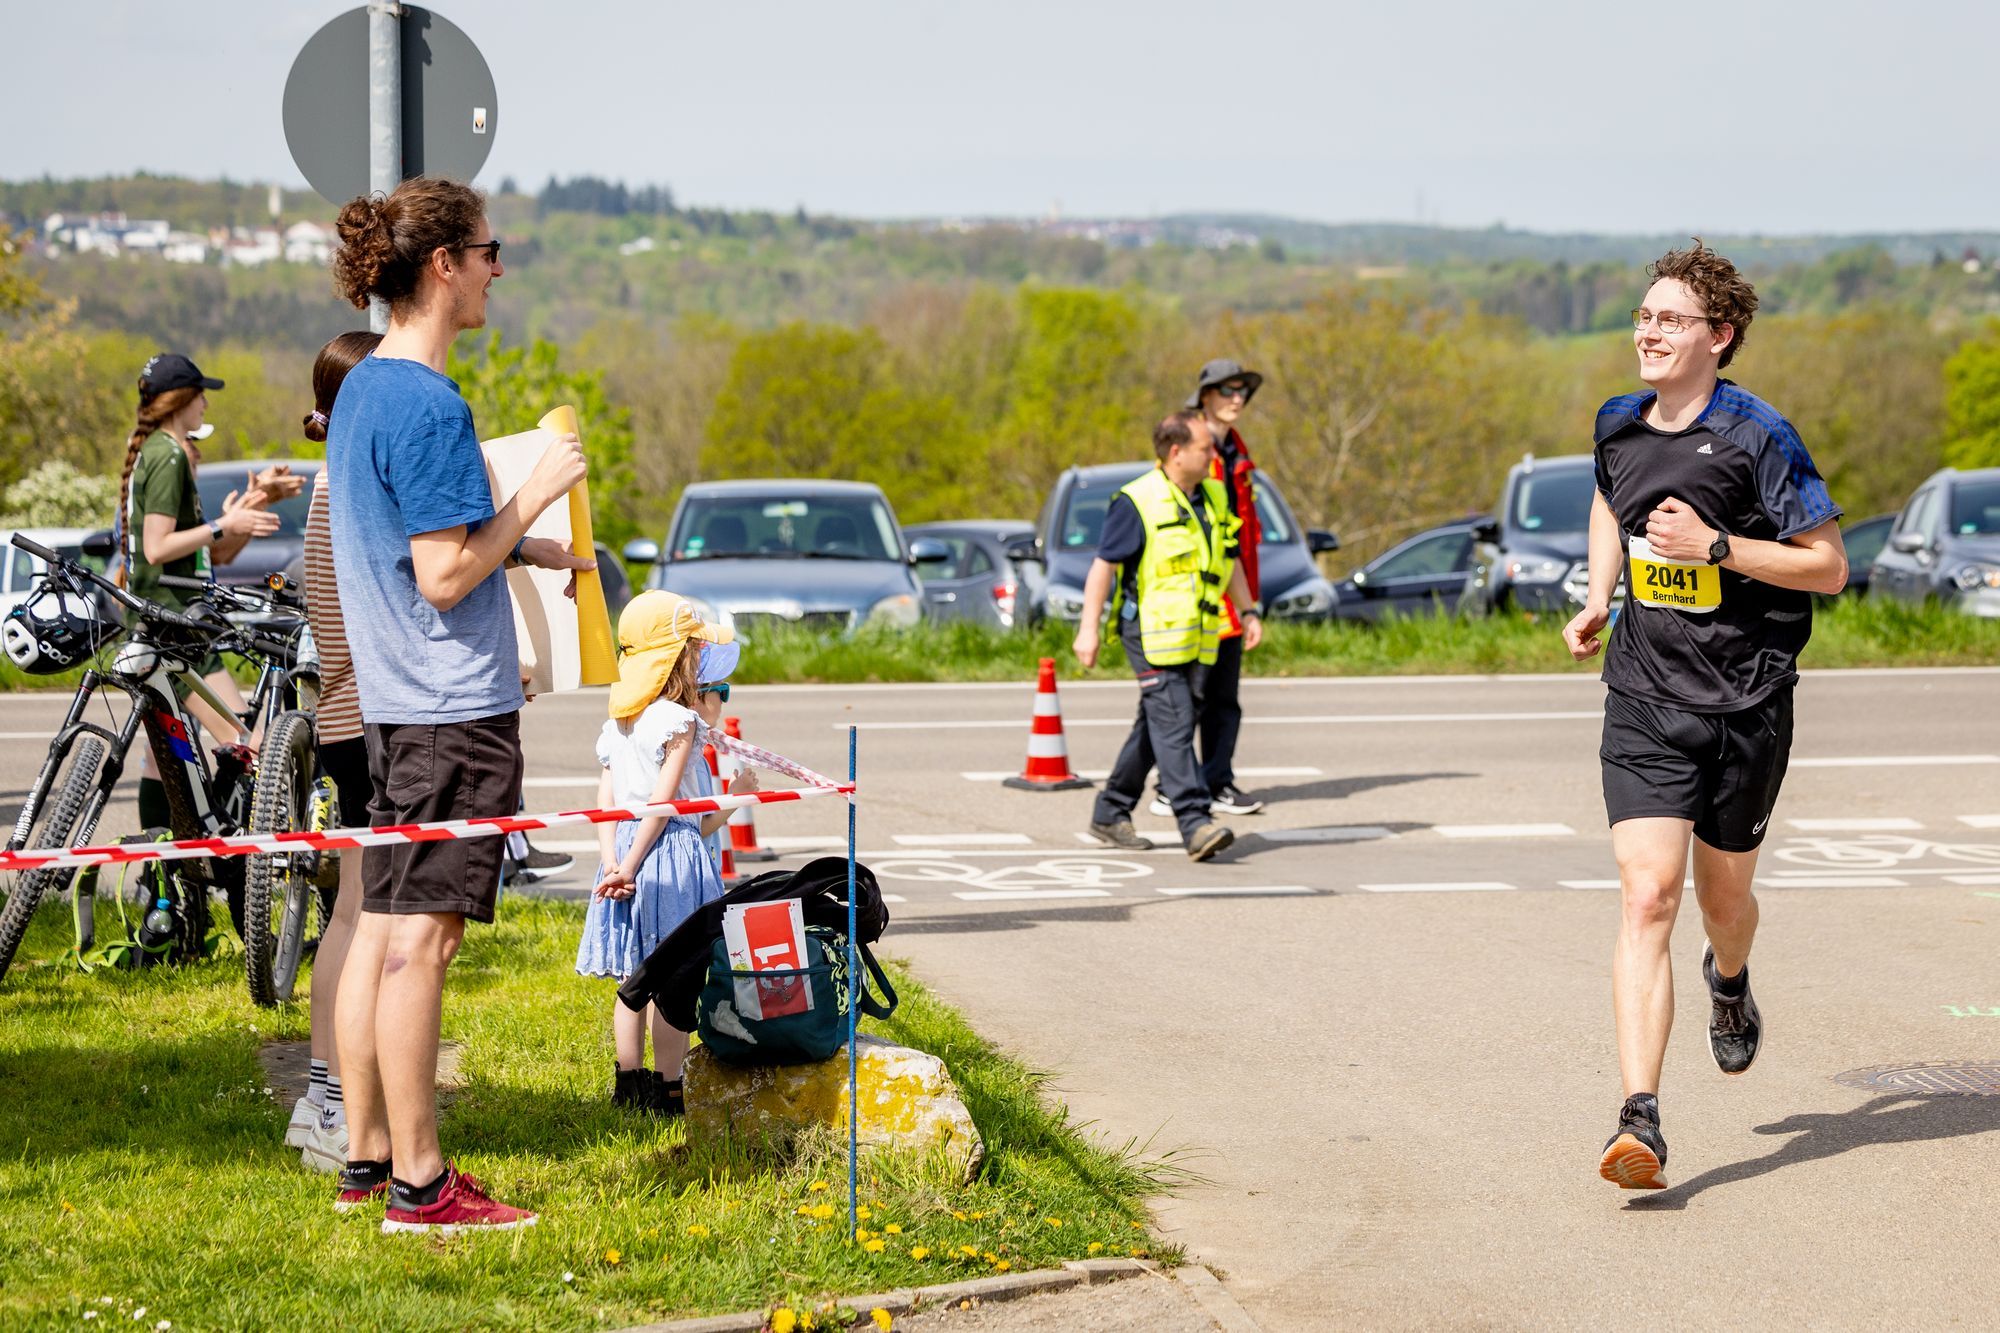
[3,586,120,674]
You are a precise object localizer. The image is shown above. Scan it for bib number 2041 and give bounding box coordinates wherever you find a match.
[1627,535,1720,614]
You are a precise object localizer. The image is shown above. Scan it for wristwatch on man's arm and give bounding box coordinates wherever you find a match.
[1706,531,1732,565]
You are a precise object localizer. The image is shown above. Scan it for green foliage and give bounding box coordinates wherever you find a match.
[1941,319,2000,470]
[0,459,119,527]
[446,333,642,547]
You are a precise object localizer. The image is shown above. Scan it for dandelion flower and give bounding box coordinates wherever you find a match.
[1130,1247,1150,1258]
[958,1244,979,1258]
[808,1180,829,1193]
[1087,1242,1104,1255]
[809,1203,835,1221]
[909,1246,931,1261]
[884,1223,902,1235]
[1045,1217,1063,1227]
[796,1206,811,1216]
[856,1204,872,1220]
[864,1239,885,1254]
[870,1310,894,1332]
[61,1200,75,1214]
[685,1225,709,1238]
[994,1260,1011,1273]
[855,1228,873,1242]
[605,1248,622,1265]
[952,1210,967,1220]
[771,1310,799,1333]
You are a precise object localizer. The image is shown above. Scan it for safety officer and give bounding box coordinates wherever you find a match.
[1074,411,1262,862]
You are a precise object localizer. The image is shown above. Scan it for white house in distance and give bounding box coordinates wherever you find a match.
[284,220,335,265]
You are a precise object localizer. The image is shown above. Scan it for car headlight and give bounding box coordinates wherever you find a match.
[1269,577,1335,617]
[866,592,922,629]
[1506,557,1568,585]
[1951,563,2000,592]
[1044,583,1088,619]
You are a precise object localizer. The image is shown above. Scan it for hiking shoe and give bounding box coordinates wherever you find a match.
[1703,942,1763,1076]
[1209,784,1265,816]
[507,846,574,885]
[1087,819,1151,850]
[284,1096,318,1149]
[300,1108,348,1174]
[613,1066,657,1115]
[334,1160,391,1214]
[651,1073,686,1118]
[382,1163,537,1235]
[1185,822,1235,862]
[1598,1096,1668,1190]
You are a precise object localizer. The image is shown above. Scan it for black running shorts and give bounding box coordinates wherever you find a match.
[318,736,372,830]
[361,712,524,922]
[1599,688,1793,853]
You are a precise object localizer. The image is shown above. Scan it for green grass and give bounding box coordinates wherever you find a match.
[0,896,1176,1329]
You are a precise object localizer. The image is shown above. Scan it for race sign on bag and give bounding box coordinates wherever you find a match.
[720,900,814,1020]
[1627,535,1720,614]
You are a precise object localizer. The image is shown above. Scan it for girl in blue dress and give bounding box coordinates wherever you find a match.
[576,591,755,1114]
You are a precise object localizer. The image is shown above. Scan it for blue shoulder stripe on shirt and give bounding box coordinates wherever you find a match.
[1593,391,1654,444]
[1708,384,1841,529]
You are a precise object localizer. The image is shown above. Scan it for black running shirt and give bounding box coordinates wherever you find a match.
[1593,381,1841,713]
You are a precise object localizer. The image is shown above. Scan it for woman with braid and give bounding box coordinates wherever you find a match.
[115,353,300,831]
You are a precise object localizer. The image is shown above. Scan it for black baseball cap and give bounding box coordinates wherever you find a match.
[138,352,224,399]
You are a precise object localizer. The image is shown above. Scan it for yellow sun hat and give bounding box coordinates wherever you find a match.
[607,591,734,721]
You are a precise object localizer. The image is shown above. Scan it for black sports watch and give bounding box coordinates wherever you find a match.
[1706,531,1731,565]
[207,518,225,542]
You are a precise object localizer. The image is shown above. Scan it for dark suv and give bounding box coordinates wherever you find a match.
[1463,453,1609,614]
[1869,467,2000,616]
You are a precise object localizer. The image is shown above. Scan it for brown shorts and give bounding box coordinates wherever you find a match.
[361,712,524,923]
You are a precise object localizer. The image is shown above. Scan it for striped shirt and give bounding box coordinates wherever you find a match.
[303,476,364,744]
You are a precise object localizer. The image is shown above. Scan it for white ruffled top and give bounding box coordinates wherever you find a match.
[596,700,705,809]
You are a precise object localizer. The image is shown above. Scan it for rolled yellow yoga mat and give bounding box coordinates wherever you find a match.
[538,404,618,686]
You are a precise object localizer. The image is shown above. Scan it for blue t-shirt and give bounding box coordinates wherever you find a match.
[326,355,523,725]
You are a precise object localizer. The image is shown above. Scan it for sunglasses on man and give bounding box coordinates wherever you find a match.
[460,239,502,264]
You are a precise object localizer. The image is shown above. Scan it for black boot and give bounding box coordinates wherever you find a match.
[651,1072,686,1118]
[613,1065,654,1113]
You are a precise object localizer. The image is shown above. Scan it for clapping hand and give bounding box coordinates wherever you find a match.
[218,489,282,539]
[244,463,305,507]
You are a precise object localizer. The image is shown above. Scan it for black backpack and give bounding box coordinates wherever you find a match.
[617,856,890,1032]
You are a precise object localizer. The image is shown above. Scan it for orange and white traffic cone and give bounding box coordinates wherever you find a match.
[703,742,741,886]
[721,717,779,861]
[1002,657,1093,791]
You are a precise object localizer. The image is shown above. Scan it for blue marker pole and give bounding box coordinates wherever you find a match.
[846,724,859,1242]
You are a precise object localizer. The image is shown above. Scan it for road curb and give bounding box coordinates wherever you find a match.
[613,1257,1172,1332]
[1172,1263,1265,1332]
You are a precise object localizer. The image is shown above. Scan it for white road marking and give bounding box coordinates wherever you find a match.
[761,836,847,850]
[962,765,1321,781]
[1959,815,2000,829]
[0,731,57,740]
[1155,885,1315,897]
[951,889,1113,901]
[1946,874,2000,886]
[1260,826,1399,844]
[1756,876,1907,888]
[1073,832,1177,849]
[1767,866,2000,880]
[843,711,1603,732]
[1786,817,1924,831]
[1435,823,1576,839]
[1356,881,1516,893]
[1558,878,1695,889]
[881,894,908,903]
[892,833,1034,846]
[522,776,598,787]
[1791,755,2000,768]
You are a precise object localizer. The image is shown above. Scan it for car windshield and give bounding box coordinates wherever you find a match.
[1842,516,1894,568]
[673,494,902,561]
[1950,479,2000,535]
[195,467,311,538]
[1513,468,1595,534]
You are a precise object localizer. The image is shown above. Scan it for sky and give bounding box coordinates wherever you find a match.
[9,0,1998,235]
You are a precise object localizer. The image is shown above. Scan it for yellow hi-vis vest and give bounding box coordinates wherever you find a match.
[1113,467,1241,667]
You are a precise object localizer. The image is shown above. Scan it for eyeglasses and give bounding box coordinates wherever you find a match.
[699,682,731,703]
[1631,308,1716,335]
[460,239,502,264]
[1211,383,1252,400]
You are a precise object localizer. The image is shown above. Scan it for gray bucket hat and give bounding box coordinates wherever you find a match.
[1185,358,1263,410]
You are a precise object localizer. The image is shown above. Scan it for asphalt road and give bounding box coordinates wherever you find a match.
[5,665,1999,1328]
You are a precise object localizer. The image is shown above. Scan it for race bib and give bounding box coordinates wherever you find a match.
[1628,535,1719,614]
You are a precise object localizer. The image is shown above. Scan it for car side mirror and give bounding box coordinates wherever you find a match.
[622,538,662,565]
[1888,532,1927,555]
[1470,519,1499,545]
[909,537,951,564]
[81,529,116,559]
[1307,528,1340,554]
[1003,535,1041,563]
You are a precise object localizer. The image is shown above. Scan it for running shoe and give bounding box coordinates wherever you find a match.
[284,1096,318,1149]
[299,1108,348,1174]
[506,846,574,885]
[1702,942,1763,1076]
[1147,795,1175,818]
[382,1163,537,1235]
[1598,1096,1668,1190]
[1185,822,1235,862]
[334,1161,391,1214]
[1087,819,1151,850]
[1209,785,1265,815]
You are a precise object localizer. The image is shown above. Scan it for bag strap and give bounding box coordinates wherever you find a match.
[853,938,898,1020]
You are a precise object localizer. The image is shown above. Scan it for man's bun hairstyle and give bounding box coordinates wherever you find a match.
[1648,238,1758,370]
[331,177,487,311]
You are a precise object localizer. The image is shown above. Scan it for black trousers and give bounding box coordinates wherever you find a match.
[1197,633,1244,792]
[1094,632,1210,844]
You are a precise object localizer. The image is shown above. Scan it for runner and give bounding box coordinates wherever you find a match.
[1562,241,1848,1190]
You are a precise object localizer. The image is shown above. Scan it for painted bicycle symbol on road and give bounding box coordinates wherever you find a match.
[1773,836,2000,871]
[872,857,1154,893]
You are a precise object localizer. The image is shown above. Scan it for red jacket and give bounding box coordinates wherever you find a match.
[1210,427,1259,638]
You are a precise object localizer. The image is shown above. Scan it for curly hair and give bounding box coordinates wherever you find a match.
[330,177,486,312]
[303,331,385,442]
[1648,239,1758,369]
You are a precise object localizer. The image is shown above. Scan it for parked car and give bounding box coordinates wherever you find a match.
[195,459,320,586]
[622,479,946,637]
[1332,520,1482,622]
[0,527,96,617]
[1869,467,2000,616]
[903,520,1041,629]
[1022,462,1338,622]
[1837,513,1896,596]
[1463,453,1604,614]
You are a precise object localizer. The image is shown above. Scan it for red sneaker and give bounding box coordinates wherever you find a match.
[381,1163,537,1235]
[334,1161,391,1214]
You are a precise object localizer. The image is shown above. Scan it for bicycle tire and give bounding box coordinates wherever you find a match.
[242,711,315,1007]
[0,738,107,987]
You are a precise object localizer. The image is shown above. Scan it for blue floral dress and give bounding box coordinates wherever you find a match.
[574,700,725,980]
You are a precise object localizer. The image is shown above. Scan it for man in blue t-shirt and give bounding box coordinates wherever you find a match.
[326,178,592,1234]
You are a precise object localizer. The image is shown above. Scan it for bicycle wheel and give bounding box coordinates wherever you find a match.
[242,711,315,1007]
[0,737,106,987]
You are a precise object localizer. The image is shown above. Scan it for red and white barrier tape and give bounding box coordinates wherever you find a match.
[0,785,853,874]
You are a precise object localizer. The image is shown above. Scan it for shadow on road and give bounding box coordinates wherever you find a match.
[1626,1092,2000,1211]
[1250,771,1475,805]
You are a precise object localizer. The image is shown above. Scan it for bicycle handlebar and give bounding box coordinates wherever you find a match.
[9,532,215,636]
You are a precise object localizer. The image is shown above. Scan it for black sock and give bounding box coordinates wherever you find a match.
[391,1167,450,1206]
[340,1158,391,1188]
[137,777,170,831]
[1712,961,1749,997]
